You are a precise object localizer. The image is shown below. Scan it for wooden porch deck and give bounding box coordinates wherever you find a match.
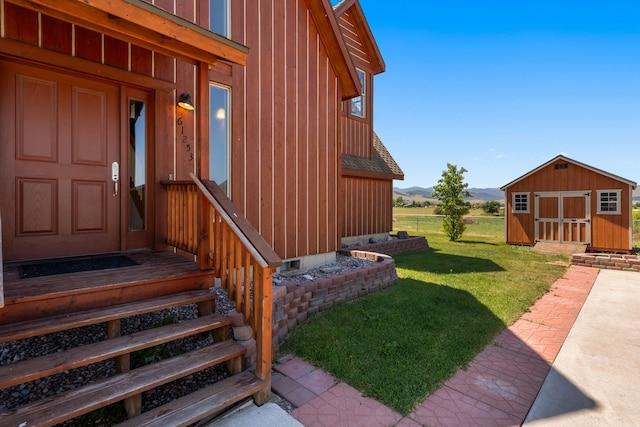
[1,251,216,325]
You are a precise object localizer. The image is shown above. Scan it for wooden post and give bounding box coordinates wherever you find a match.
[253,266,273,405]
[107,319,141,417]
[197,192,212,270]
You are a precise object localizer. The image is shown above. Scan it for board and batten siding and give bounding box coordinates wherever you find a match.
[230,0,341,261]
[338,9,372,158]
[1,1,344,261]
[342,177,392,238]
[504,158,634,252]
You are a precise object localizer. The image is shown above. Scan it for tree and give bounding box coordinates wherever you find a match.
[482,200,502,215]
[431,163,472,241]
[394,196,404,207]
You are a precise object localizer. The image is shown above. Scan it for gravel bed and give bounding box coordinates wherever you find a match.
[0,253,375,424]
[273,252,376,284]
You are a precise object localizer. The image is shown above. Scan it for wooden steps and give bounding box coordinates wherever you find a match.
[0,288,219,343]
[0,314,230,388]
[0,342,247,427]
[115,371,266,427]
[0,288,266,426]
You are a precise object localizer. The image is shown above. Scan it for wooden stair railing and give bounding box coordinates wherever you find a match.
[164,174,282,403]
[1,211,4,308]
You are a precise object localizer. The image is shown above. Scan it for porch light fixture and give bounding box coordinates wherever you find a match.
[178,93,194,111]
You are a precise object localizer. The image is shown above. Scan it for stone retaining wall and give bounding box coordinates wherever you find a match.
[571,253,640,272]
[344,235,429,256]
[271,250,398,348]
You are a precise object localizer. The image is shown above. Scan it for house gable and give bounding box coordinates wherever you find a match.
[334,0,385,74]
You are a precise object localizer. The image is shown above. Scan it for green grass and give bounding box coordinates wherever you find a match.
[393,211,505,237]
[393,206,499,216]
[279,226,568,415]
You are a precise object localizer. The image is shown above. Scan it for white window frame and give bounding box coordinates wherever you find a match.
[512,192,530,213]
[597,190,621,214]
[350,68,366,118]
[210,0,230,38]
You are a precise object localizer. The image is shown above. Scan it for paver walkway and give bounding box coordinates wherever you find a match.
[271,265,599,427]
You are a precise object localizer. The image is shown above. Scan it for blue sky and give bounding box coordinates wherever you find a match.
[357,1,640,189]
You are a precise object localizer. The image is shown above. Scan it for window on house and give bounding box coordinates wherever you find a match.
[210,0,230,37]
[512,192,529,213]
[350,68,366,118]
[210,84,231,195]
[597,190,621,214]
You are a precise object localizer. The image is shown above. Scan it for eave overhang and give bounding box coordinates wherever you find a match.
[304,0,360,99]
[6,0,249,66]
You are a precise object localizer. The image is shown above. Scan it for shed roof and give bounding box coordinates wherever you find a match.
[500,155,637,191]
[342,132,404,180]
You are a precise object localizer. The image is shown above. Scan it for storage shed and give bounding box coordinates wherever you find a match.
[501,155,637,253]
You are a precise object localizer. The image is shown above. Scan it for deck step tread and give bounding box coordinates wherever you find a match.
[0,314,230,389]
[0,341,246,427]
[0,289,218,343]
[115,371,266,427]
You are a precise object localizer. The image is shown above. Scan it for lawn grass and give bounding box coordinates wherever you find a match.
[279,228,568,415]
[393,213,504,237]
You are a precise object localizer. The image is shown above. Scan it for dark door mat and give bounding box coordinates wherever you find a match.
[19,254,140,279]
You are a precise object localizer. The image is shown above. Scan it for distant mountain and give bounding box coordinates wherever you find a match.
[395,186,640,203]
[394,186,504,202]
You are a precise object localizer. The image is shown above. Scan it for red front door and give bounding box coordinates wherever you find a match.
[0,60,121,260]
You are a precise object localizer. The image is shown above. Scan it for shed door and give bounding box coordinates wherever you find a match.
[534,192,590,245]
[0,61,121,260]
[562,195,590,244]
[535,195,560,242]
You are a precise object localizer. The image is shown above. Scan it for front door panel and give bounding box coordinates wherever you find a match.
[1,61,120,260]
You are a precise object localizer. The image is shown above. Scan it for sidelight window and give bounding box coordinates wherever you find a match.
[129,100,146,230]
[210,84,231,195]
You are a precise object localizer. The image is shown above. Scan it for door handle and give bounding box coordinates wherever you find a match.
[112,161,119,196]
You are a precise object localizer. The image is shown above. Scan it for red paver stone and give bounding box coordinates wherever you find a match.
[292,383,402,427]
[284,385,318,408]
[444,345,549,417]
[410,386,520,427]
[297,368,336,395]
[275,358,317,379]
[271,374,300,396]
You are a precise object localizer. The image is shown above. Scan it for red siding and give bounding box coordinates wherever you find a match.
[341,116,371,157]
[338,11,371,69]
[343,177,393,238]
[230,0,341,260]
